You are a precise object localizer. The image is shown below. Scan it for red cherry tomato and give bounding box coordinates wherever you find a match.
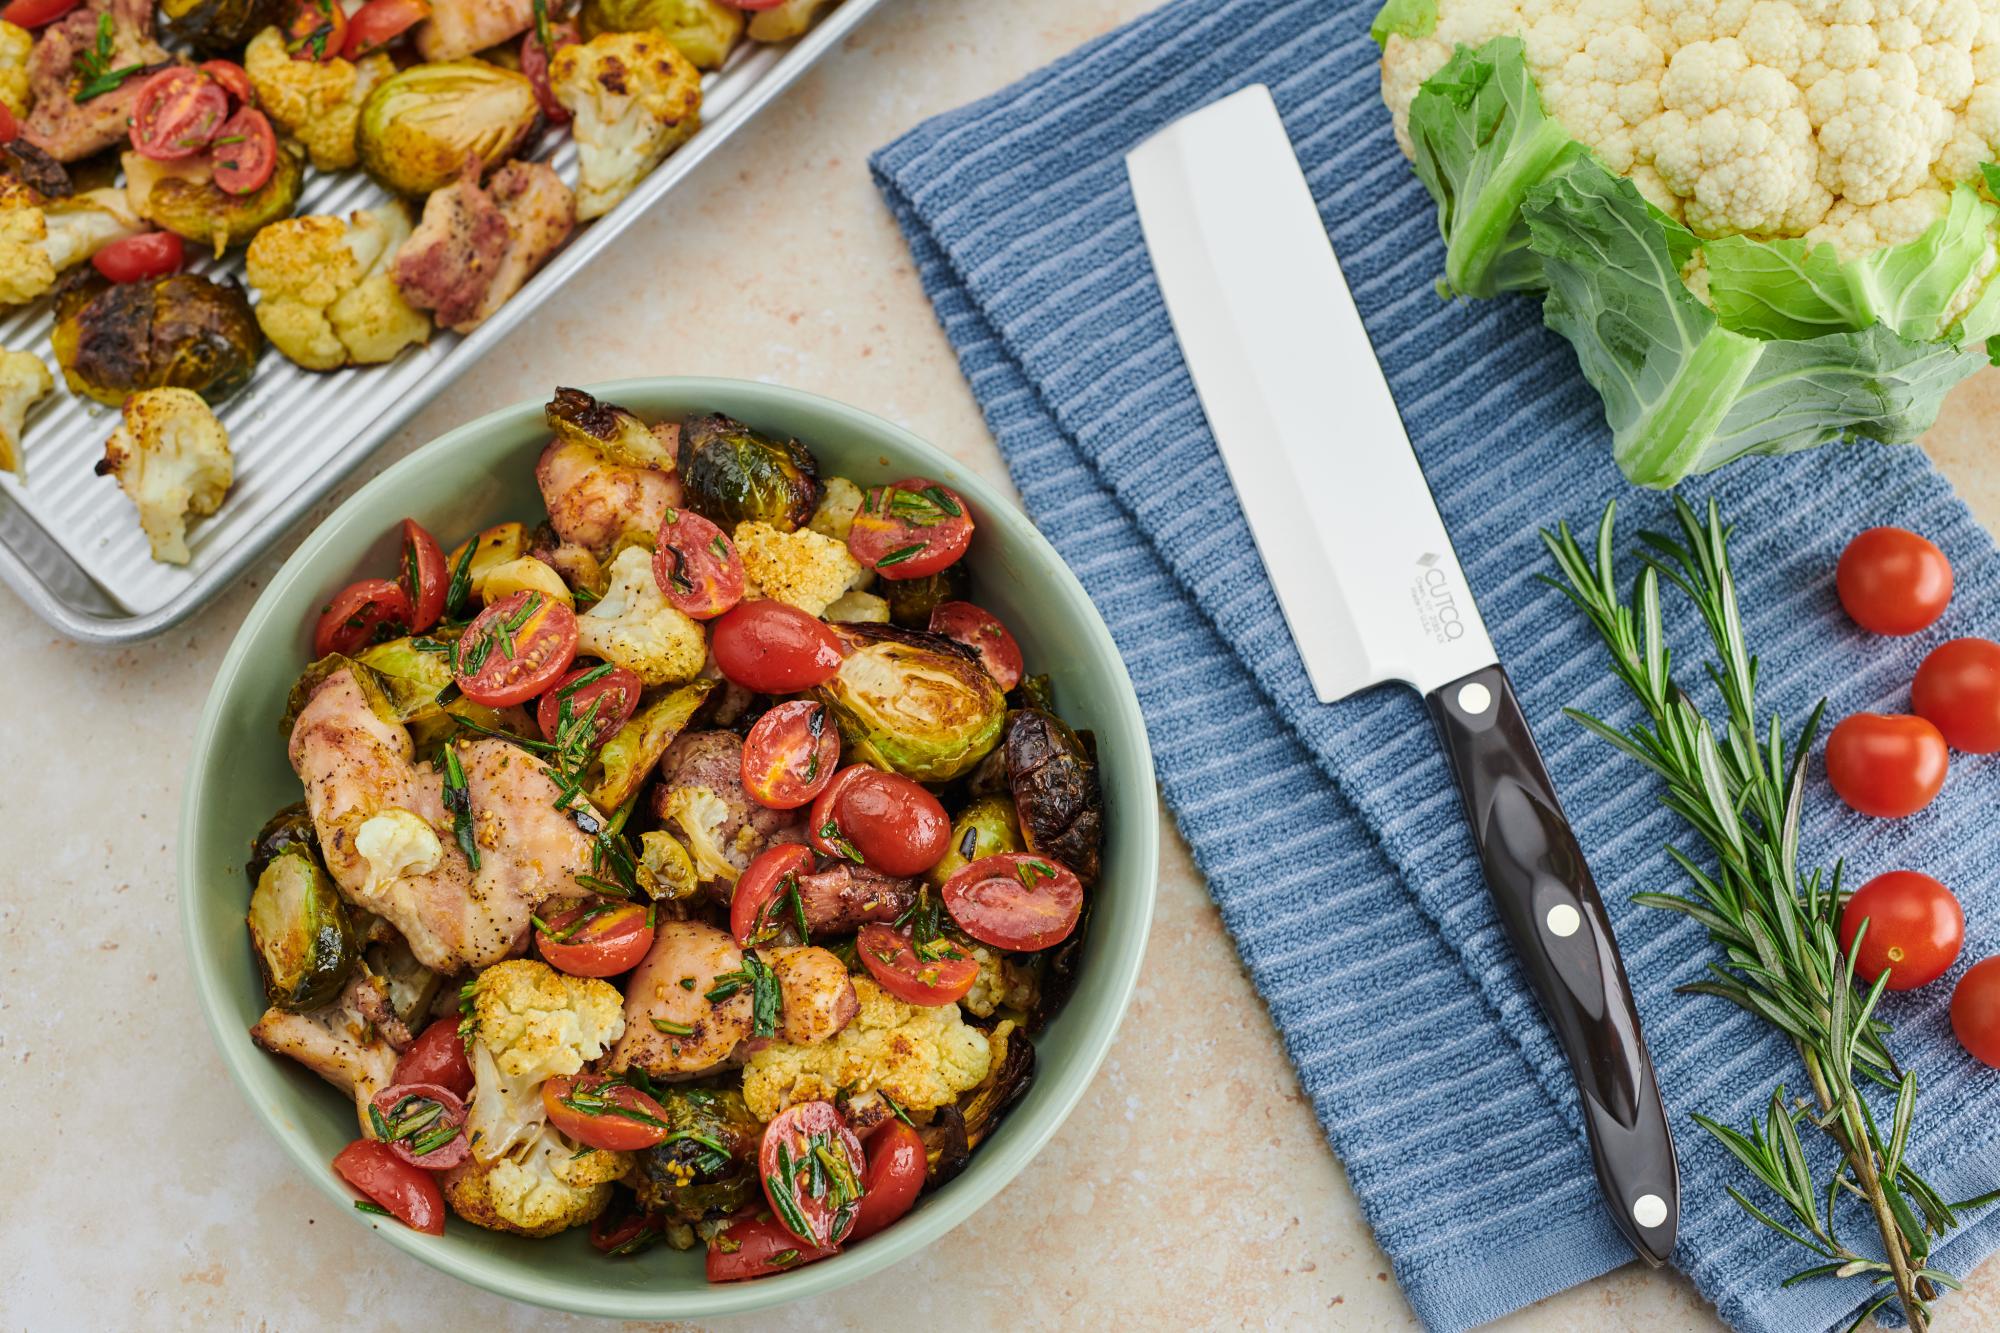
[367,1081,471,1170]
[590,1207,665,1256]
[1953,958,2000,1068]
[520,17,579,122]
[759,1100,866,1249]
[846,478,974,580]
[824,767,950,876]
[535,901,654,977]
[855,922,979,1006]
[653,507,745,620]
[741,700,841,810]
[928,600,1023,690]
[706,1216,834,1282]
[91,231,183,283]
[0,0,83,26]
[332,1139,446,1234]
[313,578,411,657]
[396,518,448,632]
[1837,871,1964,991]
[542,1074,673,1151]
[454,590,579,706]
[1825,713,1949,818]
[846,1118,925,1243]
[0,102,16,144]
[942,851,1084,952]
[1913,637,2000,754]
[1836,527,1953,636]
[198,59,256,107]
[284,0,348,59]
[343,0,430,57]
[130,68,229,161]
[731,843,814,945]
[710,599,845,693]
[392,1017,473,1098]
[808,764,872,862]
[536,662,641,748]
[211,107,277,195]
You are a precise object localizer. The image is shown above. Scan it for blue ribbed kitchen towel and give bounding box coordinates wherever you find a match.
[872,1,2000,1330]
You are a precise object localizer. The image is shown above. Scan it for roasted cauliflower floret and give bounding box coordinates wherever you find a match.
[807,475,865,542]
[549,30,701,221]
[959,942,1038,1021]
[734,519,865,617]
[461,959,625,1163]
[0,348,52,477]
[0,20,30,118]
[656,784,745,886]
[742,976,992,1122]
[245,27,395,171]
[246,205,432,371]
[443,1125,630,1237]
[576,544,707,686]
[0,183,142,307]
[95,388,233,565]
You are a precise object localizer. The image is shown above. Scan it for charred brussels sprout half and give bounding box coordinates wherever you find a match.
[879,560,967,628]
[247,848,359,1011]
[813,624,1006,783]
[676,412,818,532]
[51,270,262,406]
[589,677,716,812]
[632,1086,763,1222]
[137,141,304,255]
[355,635,526,760]
[161,0,276,52]
[927,794,1021,886]
[247,802,319,885]
[545,386,675,469]
[1004,708,1103,886]
[357,60,541,196]
[579,0,741,68]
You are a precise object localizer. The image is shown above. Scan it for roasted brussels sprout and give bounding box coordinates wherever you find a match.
[579,0,741,67]
[676,412,819,532]
[247,802,319,885]
[927,794,1021,886]
[160,0,276,53]
[1010,672,1055,714]
[51,269,262,406]
[127,143,305,256]
[354,635,526,757]
[247,848,359,1011]
[588,677,716,811]
[922,1025,1035,1186]
[638,829,699,901]
[357,60,540,196]
[880,561,967,627]
[1004,708,1103,886]
[813,624,1006,783]
[632,1085,763,1221]
[366,934,446,1027]
[546,386,675,469]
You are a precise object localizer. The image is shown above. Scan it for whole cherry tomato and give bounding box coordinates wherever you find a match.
[535,902,654,977]
[741,700,840,810]
[846,1118,926,1243]
[1912,637,2000,754]
[710,599,844,693]
[542,1074,674,1151]
[91,232,183,283]
[313,578,410,657]
[820,767,949,877]
[731,843,814,945]
[1837,870,1964,991]
[705,1216,834,1282]
[846,478,973,580]
[759,1100,866,1249]
[929,600,1022,690]
[397,517,448,632]
[1836,527,1953,636]
[854,922,978,1007]
[332,1139,445,1234]
[1952,958,2000,1068]
[1824,713,1948,818]
[653,507,744,619]
[454,590,579,706]
[0,0,84,26]
[392,1016,473,1098]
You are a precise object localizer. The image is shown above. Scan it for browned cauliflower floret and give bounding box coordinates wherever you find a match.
[95,388,233,565]
[734,519,865,616]
[246,205,431,371]
[442,1125,630,1237]
[741,976,992,1122]
[549,30,701,221]
[0,182,142,307]
[0,348,52,477]
[575,545,707,686]
[245,26,394,171]
[0,20,30,118]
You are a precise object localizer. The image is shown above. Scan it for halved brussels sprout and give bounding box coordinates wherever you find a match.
[588,677,716,811]
[352,634,526,758]
[638,829,699,901]
[161,0,276,53]
[633,1085,762,1220]
[676,412,818,532]
[880,561,967,627]
[357,60,540,196]
[51,269,262,407]
[1005,707,1103,886]
[248,802,319,886]
[247,848,359,1011]
[128,143,304,256]
[545,386,676,469]
[366,934,446,1027]
[579,0,741,67]
[927,794,1020,886]
[813,624,1005,783]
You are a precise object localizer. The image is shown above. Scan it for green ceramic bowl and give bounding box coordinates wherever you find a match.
[180,379,1157,1317]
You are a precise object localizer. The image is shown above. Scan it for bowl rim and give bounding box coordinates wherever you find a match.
[177,377,1158,1318]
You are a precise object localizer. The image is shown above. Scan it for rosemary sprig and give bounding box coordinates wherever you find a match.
[1542,497,1994,1331]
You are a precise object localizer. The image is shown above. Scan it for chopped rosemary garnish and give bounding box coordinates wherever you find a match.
[443,540,478,620]
[872,543,928,570]
[705,950,781,1036]
[1017,858,1056,888]
[442,744,480,870]
[880,1091,915,1128]
[651,1017,695,1036]
[354,1200,392,1217]
[72,14,145,101]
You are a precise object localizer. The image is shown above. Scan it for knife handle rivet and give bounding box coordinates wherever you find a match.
[1546,903,1581,938]
[1632,1194,1669,1229]
[1456,682,1493,716]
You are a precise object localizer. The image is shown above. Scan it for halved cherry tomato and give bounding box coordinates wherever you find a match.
[1913,637,2000,754]
[1825,713,1949,818]
[0,0,83,26]
[396,517,448,632]
[542,1074,673,1151]
[1838,870,1963,992]
[91,231,183,283]
[368,1082,471,1170]
[731,843,814,945]
[284,0,348,60]
[807,764,873,862]
[198,59,256,107]
[710,599,845,693]
[392,1016,473,1098]
[0,102,18,145]
[591,1207,666,1256]
[313,577,410,657]
[846,478,973,580]
[211,107,277,195]
[855,922,978,1006]
[130,68,229,162]
[536,661,641,748]
[1837,527,1952,636]
[343,0,429,57]
[520,17,579,122]
[942,851,1083,952]
[834,768,950,876]
[455,590,579,706]
[742,700,840,810]
[654,507,745,620]
[928,600,1022,690]
[759,1100,866,1249]
[847,1118,925,1243]
[333,1139,446,1234]
[706,1216,834,1282]
[1953,958,2000,1068]
[535,901,654,977]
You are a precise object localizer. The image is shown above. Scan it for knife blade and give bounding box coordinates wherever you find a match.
[1127,84,1680,1268]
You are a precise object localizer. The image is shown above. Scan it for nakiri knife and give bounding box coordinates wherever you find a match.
[1126,85,1680,1267]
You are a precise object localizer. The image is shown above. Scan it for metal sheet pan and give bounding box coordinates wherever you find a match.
[0,0,890,643]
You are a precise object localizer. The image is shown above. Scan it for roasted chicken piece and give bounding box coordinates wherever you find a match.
[249,969,412,1134]
[22,0,173,163]
[535,435,681,558]
[794,861,917,934]
[651,730,805,885]
[392,158,574,334]
[415,0,535,62]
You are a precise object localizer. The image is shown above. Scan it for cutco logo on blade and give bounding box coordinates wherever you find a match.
[1408,553,1466,642]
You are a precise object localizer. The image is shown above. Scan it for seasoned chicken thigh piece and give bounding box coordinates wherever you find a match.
[249,970,411,1134]
[535,435,681,557]
[605,921,753,1078]
[21,0,171,162]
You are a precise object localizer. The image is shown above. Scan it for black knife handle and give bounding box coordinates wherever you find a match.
[1424,663,1679,1267]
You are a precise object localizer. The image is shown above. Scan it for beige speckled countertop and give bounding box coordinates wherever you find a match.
[6,1,2000,1328]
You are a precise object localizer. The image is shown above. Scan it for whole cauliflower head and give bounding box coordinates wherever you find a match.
[576,544,707,686]
[742,976,992,1122]
[245,27,396,171]
[0,19,30,119]
[0,348,52,477]
[96,389,233,565]
[550,30,702,221]
[461,959,625,1163]
[443,1125,630,1237]
[734,520,865,617]
[246,205,432,371]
